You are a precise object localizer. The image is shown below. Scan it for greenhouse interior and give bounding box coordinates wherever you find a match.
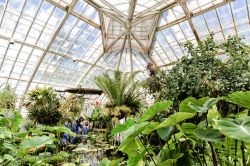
[0,0,250,165]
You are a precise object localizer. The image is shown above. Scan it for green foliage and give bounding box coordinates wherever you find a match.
[0,84,16,110]
[179,97,209,113]
[26,87,61,125]
[44,126,76,137]
[193,127,224,142]
[20,135,54,149]
[139,101,173,122]
[107,90,250,166]
[223,91,250,109]
[157,112,195,129]
[99,158,122,166]
[145,35,250,106]
[59,94,85,120]
[157,126,175,141]
[188,98,218,113]
[214,117,250,142]
[95,71,143,118]
[111,119,135,136]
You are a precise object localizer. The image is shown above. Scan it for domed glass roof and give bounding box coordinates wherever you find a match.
[0,0,249,107]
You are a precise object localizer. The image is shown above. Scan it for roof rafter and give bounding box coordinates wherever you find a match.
[128,0,137,22]
[177,0,200,42]
[98,0,127,19]
[117,34,128,70]
[131,12,159,26]
[100,8,126,26]
[134,0,178,18]
[46,0,100,29]
[105,32,126,52]
[0,34,109,70]
[18,0,79,109]
[157,0,233,31]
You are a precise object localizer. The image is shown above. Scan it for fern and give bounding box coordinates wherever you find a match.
[95,71,142,116]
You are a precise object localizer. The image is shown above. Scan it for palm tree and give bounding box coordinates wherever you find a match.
[26,87,61,125]
[95,71,142,119]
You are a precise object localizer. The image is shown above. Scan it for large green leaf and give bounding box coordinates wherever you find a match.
[224,91,250,109]
[11,111,23,132]
[214,117,250,142]
[139,101,173,122]
[156,112,195,129]
[179,97,209,113]
[179,123,198,142]
[111,119,135,135]
[193,127,224,142]
[119,139,145,166]
[0,127,12,138]
[20,135,54,149]
[99,158,123,166]
[141,122,159,134]
[157,126,175,141]
[44,126,76,137]
[119,122,149,149]
[0,116,9,127]
[188,98,218,113]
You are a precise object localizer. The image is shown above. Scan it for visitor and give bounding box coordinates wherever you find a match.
[71,117,84,143]
[82,122,89,135]
[61,118,72,144]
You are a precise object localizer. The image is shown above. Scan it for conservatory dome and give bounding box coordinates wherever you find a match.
[0,0,249,107]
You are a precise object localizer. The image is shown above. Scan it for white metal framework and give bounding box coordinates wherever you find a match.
[0,0,249,107]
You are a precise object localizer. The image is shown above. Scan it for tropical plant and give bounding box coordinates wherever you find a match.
[102,91,250,166]
[59,94,85,120]
[0,111,76,166]
[95,71,143,120]
[145,35,250,109]
[26,87,61,125]
[0,84,16,110]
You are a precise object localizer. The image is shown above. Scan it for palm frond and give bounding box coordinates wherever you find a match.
[94,71,143,115]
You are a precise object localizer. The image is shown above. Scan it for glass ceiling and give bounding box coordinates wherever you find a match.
[0,0,249,107]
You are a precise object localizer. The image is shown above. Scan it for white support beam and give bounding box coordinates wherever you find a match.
[74,52,106,87]
[117,34,127,71]
[130,32,157,66]
[85,0,101,10]
[178,0,200,42]
[134,0,177,18]
[18,0,79,109]
[128,0,137,22]
[0,34,108,70]
[71,11,100,29]
[100,8,126,27]
[148,14,161,56]
[128,33,133,74]
[99,0,127,19]
[105,32,126,52]
[99,11,107,50]
[46,0,100,29]
[157,0,233,31]
[130,31,148,54]
[131,12,159,27]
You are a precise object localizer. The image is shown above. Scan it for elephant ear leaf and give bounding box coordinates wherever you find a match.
[119,122,149,148]
[193,127,224,142]
[179,97,209,113]
[139,101,173,122]
[224,91,250,109]
[214,117,250,142]
[188,98,218,113]
[111,119,135,135]
[20,135,54,149]
[156,112,195,129]
[157,126,176,141]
